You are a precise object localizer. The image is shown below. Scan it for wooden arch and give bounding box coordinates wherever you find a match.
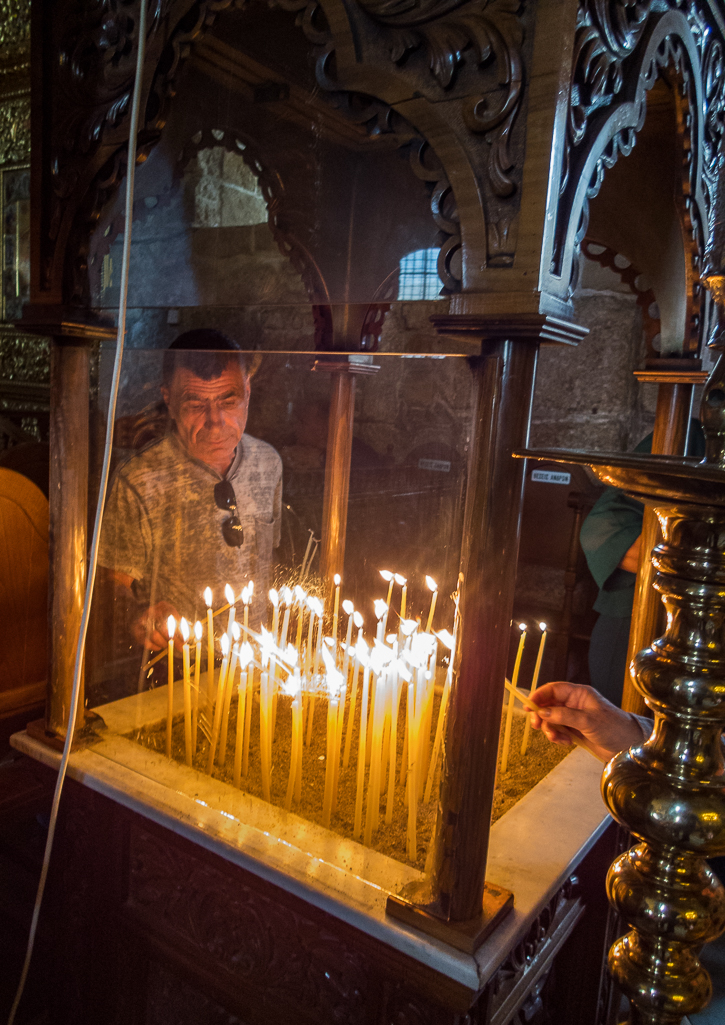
[32,0,529,311]
[541,0,725,342]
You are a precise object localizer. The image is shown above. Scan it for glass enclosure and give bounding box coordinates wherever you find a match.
[77,0,569,873]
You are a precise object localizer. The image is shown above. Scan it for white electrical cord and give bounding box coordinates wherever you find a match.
[7,3,148,1021]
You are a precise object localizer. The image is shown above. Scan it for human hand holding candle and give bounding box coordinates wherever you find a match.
[133,600,182,651]
[166,615,177,759]
[528,681,645,761]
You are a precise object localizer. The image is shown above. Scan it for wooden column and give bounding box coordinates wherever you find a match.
[319,371,356,584]
[387,314,587,951]
[18,308,116,743]
[621,363,708,715]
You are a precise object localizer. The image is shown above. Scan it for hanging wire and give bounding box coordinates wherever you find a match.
[7,2,148,1020]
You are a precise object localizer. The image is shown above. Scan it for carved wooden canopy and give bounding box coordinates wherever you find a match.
[27,0,725,345]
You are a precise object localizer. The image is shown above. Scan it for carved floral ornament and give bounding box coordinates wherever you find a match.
[44,0,527,305]
[547,0,725,308]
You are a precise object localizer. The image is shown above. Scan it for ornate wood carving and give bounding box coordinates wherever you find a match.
[35,0,530,310]
[546,0,725,320]
[127,824,371,1024]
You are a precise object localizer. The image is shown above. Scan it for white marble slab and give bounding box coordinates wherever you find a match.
[12,697,610,994]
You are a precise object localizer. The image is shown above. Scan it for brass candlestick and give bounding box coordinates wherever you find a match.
[517,347,725,1023]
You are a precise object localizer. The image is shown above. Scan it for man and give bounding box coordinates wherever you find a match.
[98,330,281,652]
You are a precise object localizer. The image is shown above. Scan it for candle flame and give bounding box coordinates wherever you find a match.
[269,588,279,607]
[224,583,235,605]
[180,617,190,643]
[281,585,293,605]
[232,621,241,641]
[239,641,254,670]
[281,670,301,697]
[322,645,343,697]
[394,573,406,586]
[259,626,275,666]
[309,596,324,617]
[539,621,547,632]
[283,644,298,667]
[519,622,527,632]
[400,618,418,636]
[436,629,454,650]
[248,580,254,596]
[425,575,437,592]
[385,633,396,644]
[355,636,369,663]
[294,585,306,602]
[204,587,213,608]
[241,585,251,605]
[342,599,354,616]
[167,615,176,638]
[221,633,230,657]
[379,569,393,582]
[353,611,363,629]
[374,599,388,620]
[334,573,341,586]
[194,620,203,641]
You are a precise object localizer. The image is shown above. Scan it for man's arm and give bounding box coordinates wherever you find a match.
[99,567,180,651]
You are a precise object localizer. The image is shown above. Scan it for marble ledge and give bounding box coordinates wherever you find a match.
[11,728,610,995]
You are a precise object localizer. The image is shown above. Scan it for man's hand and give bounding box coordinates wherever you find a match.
[619,534,642,573]
[529,682,647,762]
[132,601,182,651]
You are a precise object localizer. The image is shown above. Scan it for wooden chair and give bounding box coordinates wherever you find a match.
[0,468,48,741]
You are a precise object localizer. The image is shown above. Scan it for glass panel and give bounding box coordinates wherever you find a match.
[86,344,474,869]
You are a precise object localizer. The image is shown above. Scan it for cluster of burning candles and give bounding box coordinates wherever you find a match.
[156,572,548,860]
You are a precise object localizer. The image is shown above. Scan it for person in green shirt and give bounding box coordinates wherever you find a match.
[580,424,705,705]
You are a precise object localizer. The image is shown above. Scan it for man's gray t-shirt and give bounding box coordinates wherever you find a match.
[99,432,282,625]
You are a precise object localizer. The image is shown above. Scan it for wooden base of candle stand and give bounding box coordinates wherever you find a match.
[26,711,106,752]
[386,879,513,954]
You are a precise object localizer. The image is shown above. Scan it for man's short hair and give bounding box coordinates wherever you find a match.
[162,329,251,388]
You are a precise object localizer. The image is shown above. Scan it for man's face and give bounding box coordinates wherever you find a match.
[162,364,250,474]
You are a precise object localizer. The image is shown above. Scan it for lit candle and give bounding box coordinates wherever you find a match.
[204,587,214,723]
[260,667,271,800]
[424,629,454,803]
[241,584,250,636]
[353,642,370,839]
[233,642,253,788]
[322,648,342,828]
[341,600,354,681]
[243,656,254,777]
[364,672,385,845]
[280,587,292,648]
[521,622,547,755]
[395,573,407,621]
[193,619,202,752]
[294,585,306,651]
[374,599,387,643]
[206,633,230,773]
[180,618,192,766]
[379,569,394,607]
[269,588,280,644]
[166,615,176,759]
[224,582,236,643]
[385,668,405,823]
[284,671,302,810]
[406,680,417,861]
[343,612,363,768]
[219,621,240,765]
[501,623,527,774]
[424,576,438,633]
[332,573,341,645]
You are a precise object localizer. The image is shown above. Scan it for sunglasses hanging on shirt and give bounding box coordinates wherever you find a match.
[214,480,244,547]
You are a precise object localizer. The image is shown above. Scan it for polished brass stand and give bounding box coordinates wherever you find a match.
[519,350,725,1023]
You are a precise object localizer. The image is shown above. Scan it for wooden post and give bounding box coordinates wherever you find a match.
[320,371,355,584]
[18,309,116,743]
[387,314,587,951]
[621,363,708,715]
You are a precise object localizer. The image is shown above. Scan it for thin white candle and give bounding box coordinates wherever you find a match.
[332,573,341,645]
[501,623,527,774]
[166,615,176,759]
[219,621,240,765]
[521,622,547,755]
[193,619,202,752]
[233,642,253,788]
[425,575,438,633]
[180,618,192,766]
[206,633,230,773]
[395,573,407,621]
[204,587,214,722]
[269,588,280,646]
